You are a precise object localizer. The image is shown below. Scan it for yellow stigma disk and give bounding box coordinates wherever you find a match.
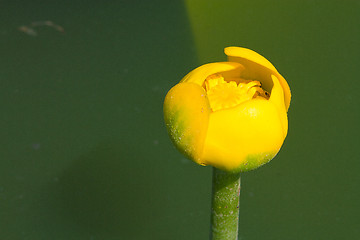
[205,74,269,112]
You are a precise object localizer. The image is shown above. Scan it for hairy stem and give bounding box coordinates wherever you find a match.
[210,167,241,240]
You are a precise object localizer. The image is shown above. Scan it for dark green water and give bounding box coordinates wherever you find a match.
[1,1,359,239]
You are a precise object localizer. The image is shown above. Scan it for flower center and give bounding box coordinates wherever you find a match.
[205,74,270,112]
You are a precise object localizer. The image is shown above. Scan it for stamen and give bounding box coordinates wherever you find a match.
[205,74,270,112]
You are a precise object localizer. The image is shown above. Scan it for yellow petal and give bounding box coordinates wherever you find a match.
[201,98,285,172]
[225,47,278,72]
[181,62,244,86]
[269,74,288,137]
[163,82,211,164]
[224,47,291,111]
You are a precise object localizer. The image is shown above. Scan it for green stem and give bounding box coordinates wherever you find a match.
[210,167,241,240]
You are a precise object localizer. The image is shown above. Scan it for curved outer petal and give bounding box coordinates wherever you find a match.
[163,82,211,164]
[201,98,285,172]
[269,74,288,137]
[224,47,291,111]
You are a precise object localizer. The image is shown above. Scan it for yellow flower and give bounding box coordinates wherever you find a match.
[164,47,291,172]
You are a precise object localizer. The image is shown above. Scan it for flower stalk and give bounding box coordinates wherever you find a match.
[210,167,241,240]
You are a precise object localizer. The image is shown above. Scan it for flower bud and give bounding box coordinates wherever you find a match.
[164,47,291,172]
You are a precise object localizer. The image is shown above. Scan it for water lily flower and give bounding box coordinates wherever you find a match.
[164,47,291,172]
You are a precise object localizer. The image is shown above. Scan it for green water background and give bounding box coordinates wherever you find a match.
[1,1,359,239]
